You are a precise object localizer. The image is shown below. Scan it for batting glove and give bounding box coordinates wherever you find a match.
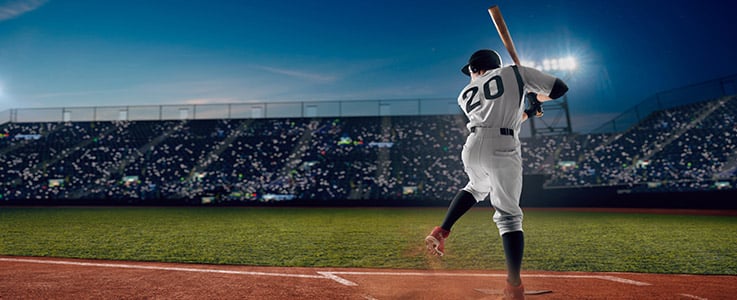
[525,92,544,118]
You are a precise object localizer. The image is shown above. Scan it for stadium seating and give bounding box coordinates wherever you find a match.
[1,96,735,203]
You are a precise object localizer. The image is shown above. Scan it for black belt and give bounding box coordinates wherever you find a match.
[470,127,514,136]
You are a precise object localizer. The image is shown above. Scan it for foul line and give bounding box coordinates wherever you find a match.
[679,294,708,300]
[0,257,650,287]
[317,271,359,286]
[0,257,328,281]
[320,271,651,287]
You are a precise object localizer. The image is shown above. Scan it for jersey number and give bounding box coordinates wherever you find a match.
[463,76,504,113]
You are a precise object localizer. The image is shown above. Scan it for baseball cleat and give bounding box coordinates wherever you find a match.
[503,283,525,300]
[425,226,450,256]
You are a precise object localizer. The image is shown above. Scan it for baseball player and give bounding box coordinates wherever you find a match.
[425,49,568,300]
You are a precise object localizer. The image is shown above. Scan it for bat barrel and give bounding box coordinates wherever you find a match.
[488,5,521,66]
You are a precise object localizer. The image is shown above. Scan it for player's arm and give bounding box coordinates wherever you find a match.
[536,93,553,102]
[531,79,568,104]
[520,67,569,119]
[541,78,568,101]
[519,66,569,101]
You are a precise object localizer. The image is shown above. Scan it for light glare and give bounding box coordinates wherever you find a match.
[531,56,577,71]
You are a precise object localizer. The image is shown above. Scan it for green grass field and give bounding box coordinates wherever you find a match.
[1,207,735,275]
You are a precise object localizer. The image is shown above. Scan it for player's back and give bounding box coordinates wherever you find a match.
[457,66,524,132]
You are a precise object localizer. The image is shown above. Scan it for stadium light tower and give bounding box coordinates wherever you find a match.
[522,56,577,137]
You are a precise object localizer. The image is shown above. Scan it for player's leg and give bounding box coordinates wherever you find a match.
[446,130,488,231]
[487,143,525,298]
[493,198,524,287]
[440,189,477,231]
[503,230,524,286]
[425,189,482,256]
[426,133,486,256]
[494,198,526,299]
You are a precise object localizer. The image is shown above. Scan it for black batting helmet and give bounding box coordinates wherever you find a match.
[461,49,502,76]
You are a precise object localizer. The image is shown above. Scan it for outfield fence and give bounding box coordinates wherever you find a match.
[3,74,737,133]
[0,98,460,124]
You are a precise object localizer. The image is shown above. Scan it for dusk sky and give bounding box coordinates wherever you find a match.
[1,0,735,132]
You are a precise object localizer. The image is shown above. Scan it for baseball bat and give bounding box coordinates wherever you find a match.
[488,5,521,66]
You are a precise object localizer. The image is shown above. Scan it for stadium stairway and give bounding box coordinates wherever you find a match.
[272,120,320,194]
[634,96,726,165]
[185,119,255,182]
[12,123,119,190]
[68,121,186,199]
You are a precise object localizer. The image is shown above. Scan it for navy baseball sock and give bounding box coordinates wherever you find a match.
[502,230,525,286]
[440,190,477,231]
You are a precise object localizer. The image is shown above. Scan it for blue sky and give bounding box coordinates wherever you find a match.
[1,0,736,132]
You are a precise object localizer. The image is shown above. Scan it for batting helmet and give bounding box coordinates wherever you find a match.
[461,49,502,76]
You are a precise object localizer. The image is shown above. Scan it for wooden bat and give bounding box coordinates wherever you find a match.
[488,5,521,66]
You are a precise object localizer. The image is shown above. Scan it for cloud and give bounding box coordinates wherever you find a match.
[181,97,240,105]
[30,88,133,100]
[0,0,48,21]
[256,66,337,83]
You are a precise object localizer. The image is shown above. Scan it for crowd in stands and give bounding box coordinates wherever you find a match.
[1,96,735,203]
[546,96,737,191]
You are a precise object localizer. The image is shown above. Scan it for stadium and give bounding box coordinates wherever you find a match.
[2,75,736,299]
[2,75,736,208]
[2,1,737,299]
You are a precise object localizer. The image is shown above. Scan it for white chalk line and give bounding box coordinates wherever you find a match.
[0,257,651,288]
[0,257,326,280]
[316,271,358,286]
[679,294,708,300]
[321,271,652,286]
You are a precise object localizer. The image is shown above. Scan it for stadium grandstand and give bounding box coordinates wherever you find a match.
[1,75,736,208]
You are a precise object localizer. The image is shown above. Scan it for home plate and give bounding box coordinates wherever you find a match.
[475,288,553,295]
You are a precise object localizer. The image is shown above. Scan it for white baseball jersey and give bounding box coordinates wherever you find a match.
[456,65,558,236]
[458,65,558,133]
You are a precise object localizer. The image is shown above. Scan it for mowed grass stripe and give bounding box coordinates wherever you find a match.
[0,207,735,274]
